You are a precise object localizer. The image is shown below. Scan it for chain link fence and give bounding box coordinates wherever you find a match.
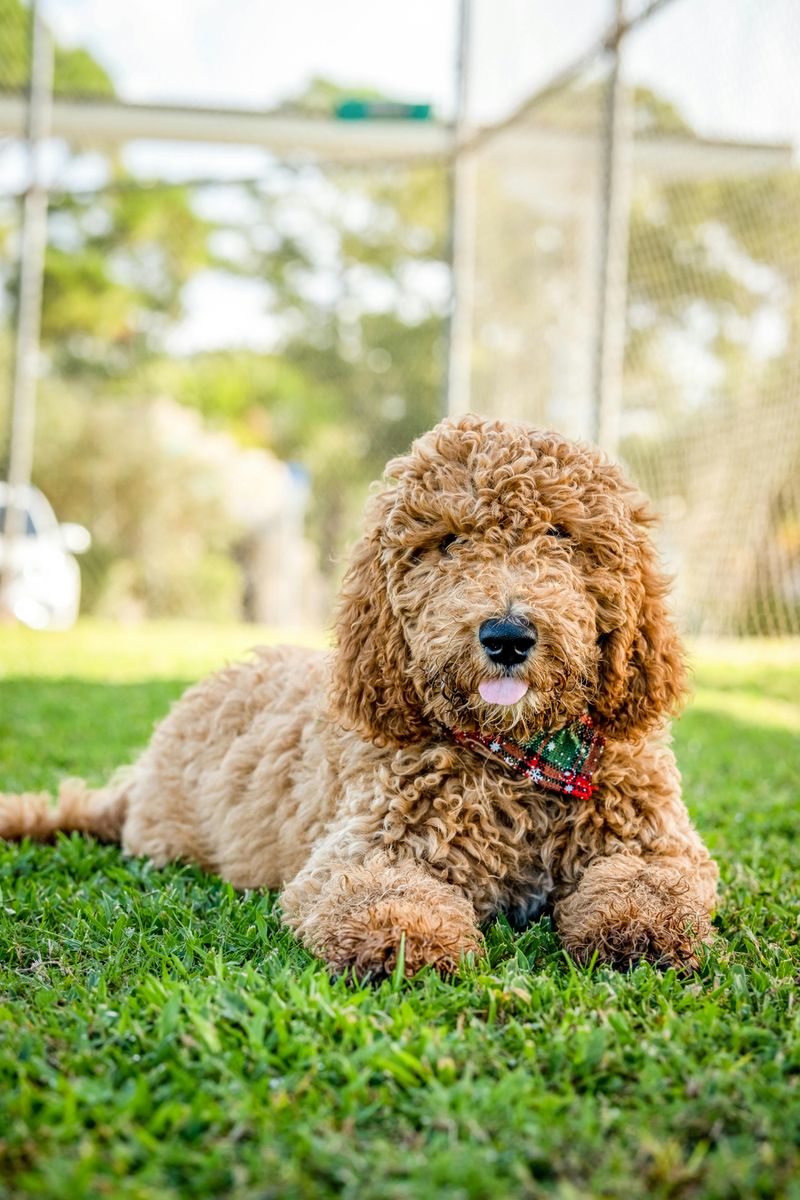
[465,0,800,636]
[1,0,798,635]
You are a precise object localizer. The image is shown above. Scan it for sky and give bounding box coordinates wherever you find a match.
[45,0,460,115]
[41,0,800,144]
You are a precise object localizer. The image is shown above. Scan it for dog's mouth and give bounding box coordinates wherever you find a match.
[477,677,529,706]
[427,647,593,737]
[429,663,540,733]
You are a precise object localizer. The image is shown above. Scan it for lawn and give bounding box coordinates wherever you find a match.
[1,621,798,1200]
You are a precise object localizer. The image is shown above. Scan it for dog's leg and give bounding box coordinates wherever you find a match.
[553,851,719,971]
[280,836,483,979]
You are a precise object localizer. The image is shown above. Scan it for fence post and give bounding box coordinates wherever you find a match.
[445,0,476,418]
[590,0,633,455]
[0,1,53,616]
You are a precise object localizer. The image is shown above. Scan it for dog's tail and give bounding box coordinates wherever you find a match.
[0,771,131,845]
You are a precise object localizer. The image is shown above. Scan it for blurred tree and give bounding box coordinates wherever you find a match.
[0,0,115,97]
[2,38,447,592]
[39,184,211,376]
[31,384,243,620]
[167,85,450,578]
[0,0,212,379]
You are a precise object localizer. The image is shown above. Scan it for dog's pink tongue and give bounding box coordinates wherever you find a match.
[478,678,529,706]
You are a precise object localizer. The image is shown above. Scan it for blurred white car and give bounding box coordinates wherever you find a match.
[0,483,91,630]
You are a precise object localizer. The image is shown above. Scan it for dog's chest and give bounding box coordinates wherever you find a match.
[380,749,571,919]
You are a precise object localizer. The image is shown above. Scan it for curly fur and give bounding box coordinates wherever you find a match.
[0,416,718,977]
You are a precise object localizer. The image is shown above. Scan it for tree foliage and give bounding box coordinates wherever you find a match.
[0,0,115,97]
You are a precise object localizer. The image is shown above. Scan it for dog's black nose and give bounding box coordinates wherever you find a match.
[479,617,537,666]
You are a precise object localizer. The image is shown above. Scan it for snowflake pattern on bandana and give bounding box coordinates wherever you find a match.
[449,714,605,800]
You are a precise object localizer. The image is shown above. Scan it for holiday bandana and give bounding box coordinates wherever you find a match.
[449,713,604,800]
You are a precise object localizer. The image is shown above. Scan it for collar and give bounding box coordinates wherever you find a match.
[448,713,604,800]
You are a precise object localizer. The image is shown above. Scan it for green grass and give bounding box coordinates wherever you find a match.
[1,621,798,1200]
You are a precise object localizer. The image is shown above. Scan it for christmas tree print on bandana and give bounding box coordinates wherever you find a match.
[449,714,605,800]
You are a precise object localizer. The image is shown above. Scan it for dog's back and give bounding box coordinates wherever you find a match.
[0,644,338,890]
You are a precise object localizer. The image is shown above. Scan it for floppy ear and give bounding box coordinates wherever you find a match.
[589,517,687,741]
[329,496,431,747]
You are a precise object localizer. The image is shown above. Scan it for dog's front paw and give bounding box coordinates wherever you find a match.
[556,854,715,972]
[282,859,485,981]
[326,895,484,980]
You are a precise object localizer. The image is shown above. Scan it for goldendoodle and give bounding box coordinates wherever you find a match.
[1,416,718,977]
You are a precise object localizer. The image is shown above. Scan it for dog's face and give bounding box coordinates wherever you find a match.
[332,416,685,746]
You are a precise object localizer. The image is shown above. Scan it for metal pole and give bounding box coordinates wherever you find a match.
[445,0,476,418]
[590,0,633,454]
[1,1,53,614]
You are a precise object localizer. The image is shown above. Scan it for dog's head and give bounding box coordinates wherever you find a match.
[331,415,685,746]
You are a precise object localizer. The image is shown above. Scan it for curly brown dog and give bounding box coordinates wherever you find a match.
[0,416,718,977]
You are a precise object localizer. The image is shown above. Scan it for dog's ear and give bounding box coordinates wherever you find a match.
[329,492,430,747]
[589,507,687,741]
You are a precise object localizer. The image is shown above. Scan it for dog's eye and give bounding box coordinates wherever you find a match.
[546,525,570,539]
[409,534,462,563]
[439,533,461,555]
